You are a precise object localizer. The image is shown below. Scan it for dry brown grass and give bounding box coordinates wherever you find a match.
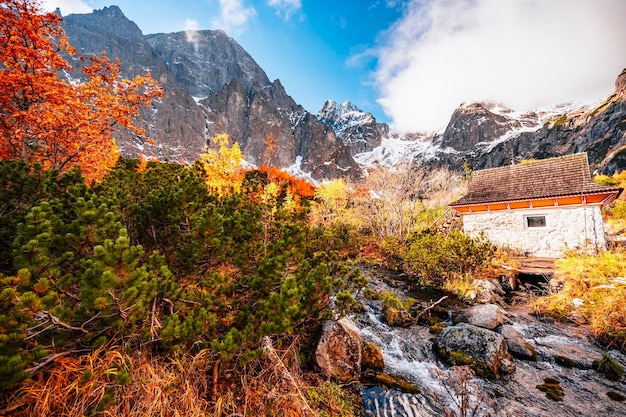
[1,338,358,417]
[2,346,216,417]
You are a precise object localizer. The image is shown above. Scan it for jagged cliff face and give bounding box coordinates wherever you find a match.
[200,80,361,178]
[61,6,208,162]
[146,31,270,97]
[395,70,626,175]
[58,7,624,179]
[317,100,388,155]
[59,7,363,180]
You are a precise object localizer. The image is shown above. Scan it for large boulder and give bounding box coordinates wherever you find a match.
[469,279,505,304]
[457,303,504,330]
[498,324,537,361]
[315,318,362,382]
[435,323,514,378]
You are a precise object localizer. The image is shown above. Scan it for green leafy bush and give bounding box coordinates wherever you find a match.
[404,230,495,286]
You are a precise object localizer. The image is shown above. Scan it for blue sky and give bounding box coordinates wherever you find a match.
[43,0,626,133]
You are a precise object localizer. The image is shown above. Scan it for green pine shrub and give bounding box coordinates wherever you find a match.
[404,230,495,287]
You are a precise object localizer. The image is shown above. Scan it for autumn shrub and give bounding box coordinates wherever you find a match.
[531,249,626,351]
[594,170,626,236]
[404,230,495,287]
[0,159,366,408]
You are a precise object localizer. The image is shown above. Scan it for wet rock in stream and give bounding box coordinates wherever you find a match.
[355,268,626,417]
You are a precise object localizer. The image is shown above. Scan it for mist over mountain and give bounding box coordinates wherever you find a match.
[59,6,625,179]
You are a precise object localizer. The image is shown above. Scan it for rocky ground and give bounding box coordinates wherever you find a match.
[347,269,626,417]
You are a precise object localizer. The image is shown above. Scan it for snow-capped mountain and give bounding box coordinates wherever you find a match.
[60,6,362,180]
[357,69,626,175]
[317,100,388,155]
[60,6,625,179]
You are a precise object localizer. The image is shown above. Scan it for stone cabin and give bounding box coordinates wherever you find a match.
[449,153,621,258]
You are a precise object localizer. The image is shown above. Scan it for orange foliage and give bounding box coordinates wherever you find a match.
[0,0,163,184]
[263,133,278,166]
[257,165,316,199]
[136,153,148,173]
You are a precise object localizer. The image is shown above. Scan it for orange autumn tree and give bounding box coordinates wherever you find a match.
[0,0,163,183]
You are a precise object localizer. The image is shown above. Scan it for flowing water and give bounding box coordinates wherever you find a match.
[355,267,626,417]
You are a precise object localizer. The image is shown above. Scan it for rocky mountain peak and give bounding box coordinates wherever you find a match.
[317,100,388,156]
[317,99,342,121]
[63,5,144,41]
[146,30,271,98]
[439,101,523,151]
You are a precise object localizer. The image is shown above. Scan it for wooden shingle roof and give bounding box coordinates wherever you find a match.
[450,153,620,206]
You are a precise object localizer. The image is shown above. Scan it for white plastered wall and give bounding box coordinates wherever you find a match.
[462,205,607,258]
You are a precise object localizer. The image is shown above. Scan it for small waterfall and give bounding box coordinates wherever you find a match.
[354,268,626,417]
[358,302,444,416]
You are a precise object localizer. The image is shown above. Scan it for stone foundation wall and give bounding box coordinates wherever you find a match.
[462,206,606,258]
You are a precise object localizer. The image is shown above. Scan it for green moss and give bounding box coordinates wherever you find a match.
[375,373,421,394]
[593,353,624,381]
[429,323,445,334]
[435,348,494,379]
[607,391,626,402]
[536,377,564,401]
[362,342,385,372]
[555,355,575,368]
[543,377,560,385]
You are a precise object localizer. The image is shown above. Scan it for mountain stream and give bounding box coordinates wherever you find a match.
[354,268,626,417]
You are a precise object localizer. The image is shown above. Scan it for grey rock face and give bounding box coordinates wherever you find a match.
[498,324,537,360]
[202,81,363,180]
[435,323,513,378]
[457,303,505,330]
[146,30,271,97]
[315,318,362,382]
[317,100,388,155]
[439,102,523,152]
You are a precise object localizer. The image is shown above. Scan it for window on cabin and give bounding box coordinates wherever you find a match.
[525,215,546,228]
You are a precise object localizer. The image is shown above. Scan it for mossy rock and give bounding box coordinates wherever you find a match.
[435,348,493,379]
[536,377,564,401]
[554,355,575,368]
[383,306,413,326]
[429,323,446,334]
[362,342,385,372]
[592,353,624,381]
[607,391,626,402]
[375,373,421,394]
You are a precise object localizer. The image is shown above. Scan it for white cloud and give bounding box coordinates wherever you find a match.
[41,0,93,15]
[184,19,201,51]
[267,0,302,20]
[210,0,256,34]
[373,0,626,133]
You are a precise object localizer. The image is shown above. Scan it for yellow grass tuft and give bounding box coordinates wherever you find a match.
[531,249,626,350]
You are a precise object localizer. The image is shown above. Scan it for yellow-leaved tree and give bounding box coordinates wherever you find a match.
[198,134,244,198]
[311,178,351,227]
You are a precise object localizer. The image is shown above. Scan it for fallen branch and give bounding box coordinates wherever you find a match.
[43,311,89,334]
[262,336,316,417]
[409,296,448,326]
